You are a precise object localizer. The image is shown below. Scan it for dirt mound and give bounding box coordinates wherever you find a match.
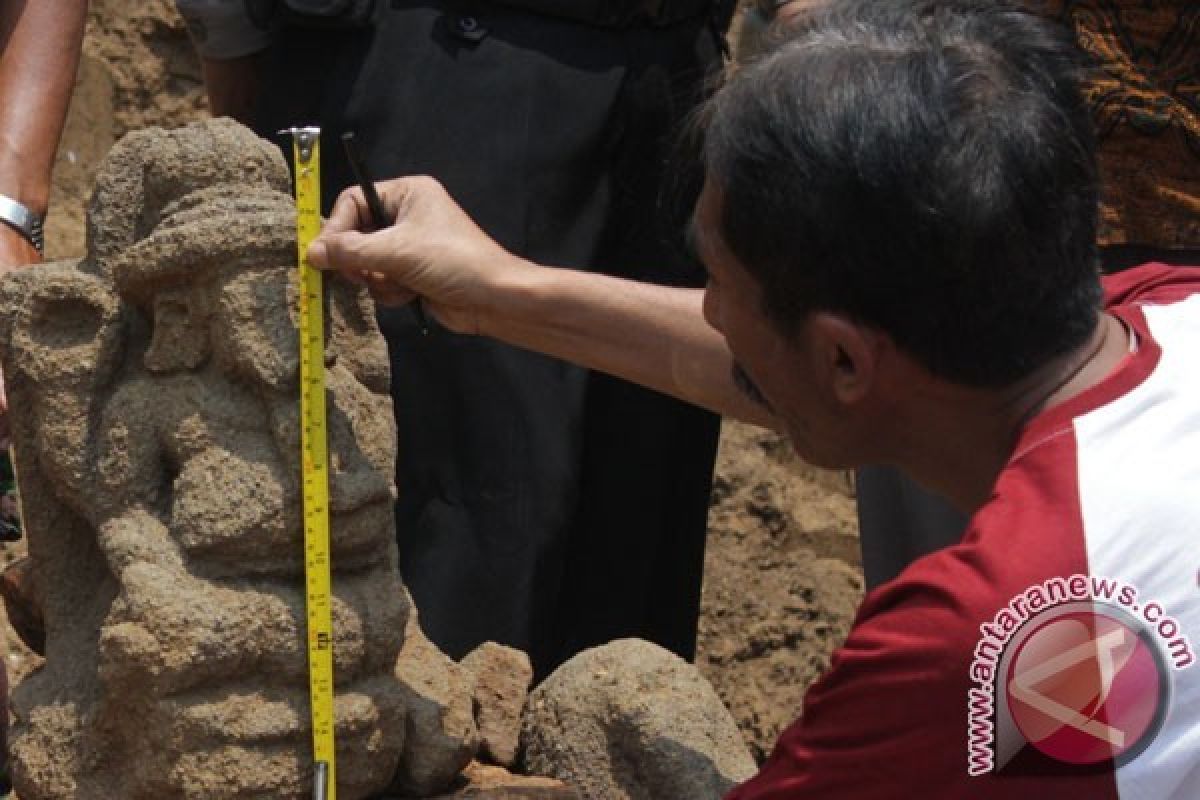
[699,422,862,761]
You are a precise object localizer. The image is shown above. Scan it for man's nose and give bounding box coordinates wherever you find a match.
[701,285,723,333]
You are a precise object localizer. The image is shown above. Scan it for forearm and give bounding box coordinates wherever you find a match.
[310,176,774,424]
[0,0,87,216]
[480,262,777,428]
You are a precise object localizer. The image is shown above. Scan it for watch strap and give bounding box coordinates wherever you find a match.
[0,193,45,254]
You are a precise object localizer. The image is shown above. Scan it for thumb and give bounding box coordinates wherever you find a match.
[307,230,369,272]
[306,236,332,269]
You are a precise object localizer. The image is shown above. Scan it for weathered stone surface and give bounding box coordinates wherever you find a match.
[391,613,480,795]
[521,639,756,800]
[461,642,533,767]
[0,118,475,799]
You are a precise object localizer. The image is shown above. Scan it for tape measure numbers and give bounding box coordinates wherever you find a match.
[286,126,337,800]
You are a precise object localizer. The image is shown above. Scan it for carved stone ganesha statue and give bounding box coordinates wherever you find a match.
[0,118,476,799]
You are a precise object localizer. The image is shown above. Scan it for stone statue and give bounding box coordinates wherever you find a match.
[0,118,477,799]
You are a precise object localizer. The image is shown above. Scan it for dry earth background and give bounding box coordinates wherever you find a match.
[2,0,863,772]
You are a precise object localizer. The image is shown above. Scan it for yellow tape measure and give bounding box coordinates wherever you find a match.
[286,126,337,800]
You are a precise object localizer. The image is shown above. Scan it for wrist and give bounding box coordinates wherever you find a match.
[0,192,44,254]
[0,143,50,254]
[0,140,52,216]
[474,255,546,339]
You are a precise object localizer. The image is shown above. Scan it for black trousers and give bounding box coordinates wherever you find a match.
[254,2,723,676]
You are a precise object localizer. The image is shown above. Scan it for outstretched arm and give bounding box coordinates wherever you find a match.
[307,176,776,428]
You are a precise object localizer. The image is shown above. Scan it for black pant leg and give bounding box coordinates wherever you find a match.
[254,6,723,675]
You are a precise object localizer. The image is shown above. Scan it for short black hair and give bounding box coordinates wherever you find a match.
[703,0,1102,387]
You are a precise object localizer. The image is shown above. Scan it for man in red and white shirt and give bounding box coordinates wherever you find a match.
[308,0,1198,795]
[726,264,1200,797]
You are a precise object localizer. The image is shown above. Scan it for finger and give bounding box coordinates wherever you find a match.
[307,229,374,271]
[322,187,368,236]
[306,237,333,269]
[376,176,422,221]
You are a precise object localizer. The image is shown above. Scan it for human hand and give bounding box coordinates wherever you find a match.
[0,224,42,445]
[307,176,530,335]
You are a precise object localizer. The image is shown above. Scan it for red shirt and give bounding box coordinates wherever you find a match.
[727,264,1200,799]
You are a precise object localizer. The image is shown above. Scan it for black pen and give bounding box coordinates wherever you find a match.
[341,131,431,335]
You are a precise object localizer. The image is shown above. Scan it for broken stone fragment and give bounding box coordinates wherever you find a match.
[391,612,480,795]
[460,642,534,768]
[521,638,756,800]
[424,761,579,799]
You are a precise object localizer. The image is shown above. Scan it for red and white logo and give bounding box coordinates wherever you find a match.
[1004,607,1167,765]
[966,576,1192,776]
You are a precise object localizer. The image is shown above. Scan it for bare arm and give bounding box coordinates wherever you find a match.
[308,176,776,428]
[488,262,772,425]
[0,0,88,268]
[0,0,88,439]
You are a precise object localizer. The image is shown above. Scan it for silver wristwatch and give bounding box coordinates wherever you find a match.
[0,193,45,254]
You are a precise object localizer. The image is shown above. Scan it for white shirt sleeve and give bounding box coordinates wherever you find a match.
[175,0,273,59]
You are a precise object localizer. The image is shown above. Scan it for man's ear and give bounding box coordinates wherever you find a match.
[807,311,880,405]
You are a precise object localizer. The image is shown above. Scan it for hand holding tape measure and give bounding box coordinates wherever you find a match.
[341,132,431,333]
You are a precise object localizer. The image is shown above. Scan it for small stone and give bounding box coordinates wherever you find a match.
[460,642,534,767]
[391,613,480,795]
[521,639,756,800]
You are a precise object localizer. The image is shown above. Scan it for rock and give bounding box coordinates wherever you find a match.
[521,639,756,800]
[461,642,533,767]
[391,613,480,795]
[0,118,476,799]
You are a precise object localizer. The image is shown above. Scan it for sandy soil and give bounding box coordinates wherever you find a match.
[6,0,864,769]
[698,422,861,760]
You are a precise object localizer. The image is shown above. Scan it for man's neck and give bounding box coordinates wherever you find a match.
[896,313,1130,513]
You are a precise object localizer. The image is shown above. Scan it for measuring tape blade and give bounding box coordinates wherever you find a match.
[286,125,337,800]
